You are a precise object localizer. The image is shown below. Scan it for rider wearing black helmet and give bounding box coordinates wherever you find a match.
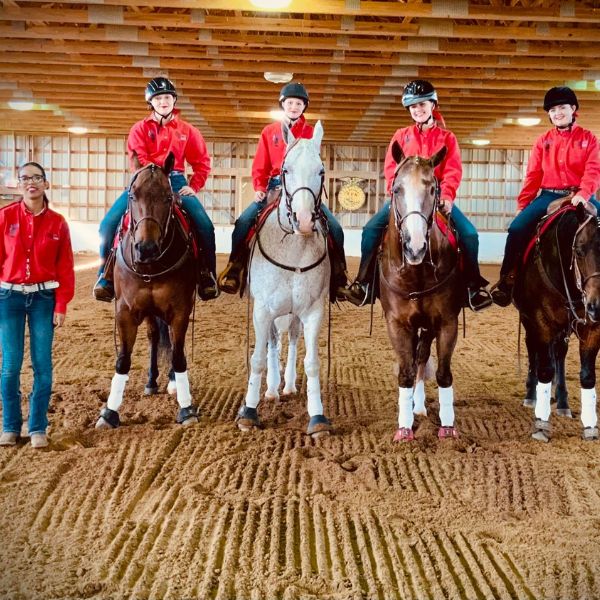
[93,77,219,302]
[217,82,348,301]
[491,86,600,307]
[341,79,491,311]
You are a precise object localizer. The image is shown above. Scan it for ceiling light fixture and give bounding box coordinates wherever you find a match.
[68,126,88,135]
[471,139,490,146]
[8,100,34,111]
[264,72,293,84]
[516,117,541,127]
[250,0,292,9]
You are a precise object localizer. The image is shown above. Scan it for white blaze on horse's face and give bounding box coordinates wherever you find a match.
[395,162,435,265]
[283,121,324,236]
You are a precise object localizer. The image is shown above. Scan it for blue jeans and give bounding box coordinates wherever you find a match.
[0,288,55,435]
[500,192,600,276]
[357,201,484,286]
[99,172,216,273]
[229,188,346,264]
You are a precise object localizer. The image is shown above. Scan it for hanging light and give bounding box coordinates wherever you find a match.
[8,100,34,111]
[250,0,292,9]
[471,139,490,146]
[516,117,541,127]
[264,72,293,84]
[68,126,88,135]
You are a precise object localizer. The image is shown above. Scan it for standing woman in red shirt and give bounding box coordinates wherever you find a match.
[342,80,491,311]
[217,82,348,298]
[0,162,75,448]
[492,86,600,306]
[93,77,218,302]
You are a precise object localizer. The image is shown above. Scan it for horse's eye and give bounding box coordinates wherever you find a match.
[319,168,325,176]
[575,246,586,258]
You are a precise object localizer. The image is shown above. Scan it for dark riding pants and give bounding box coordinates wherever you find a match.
[499,192,600,277]
[357,201,484,286]
[98,172,217,273]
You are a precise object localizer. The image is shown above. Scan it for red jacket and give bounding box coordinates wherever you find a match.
[517,123,600,210]
[127,111,211,193]
[252,116,314,192]
[384,124,462,202]
[0,201,75,314]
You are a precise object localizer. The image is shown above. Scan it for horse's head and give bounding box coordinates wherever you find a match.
[128,152,175,264]
[390,142,446,265]
[281,120,325,236]
[572,201,600,322]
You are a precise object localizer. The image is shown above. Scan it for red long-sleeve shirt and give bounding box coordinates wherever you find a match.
[0,201,75,314]
[384,124,462,202]
[252,116,314,192]
[517,123,600,210]
[127,111,211,193]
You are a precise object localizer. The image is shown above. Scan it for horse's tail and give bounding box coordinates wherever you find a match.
[157,318,172,364]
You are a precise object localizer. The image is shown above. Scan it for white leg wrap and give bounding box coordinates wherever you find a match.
[244,372,262,408]
[174,371,192,409]
[107,373,129,411]
[580,387,597,429]
[413,380,427,416]
[398,387,414,429]
[534,381,552,421]
[266,343,281,398]
[438,386,454,427]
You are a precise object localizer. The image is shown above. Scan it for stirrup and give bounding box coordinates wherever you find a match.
[340,282,370,307]
[217,261,243,295]
[198,271,219,301]
[467,288,492,312]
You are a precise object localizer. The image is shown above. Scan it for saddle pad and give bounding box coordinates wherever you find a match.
[522,204,574,265]
[245,199,280,243]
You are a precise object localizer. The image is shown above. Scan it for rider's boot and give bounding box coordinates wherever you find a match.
[93,250,116,302]
[491,269,516,307]
[340,254,377,307]
[218,248,248,295]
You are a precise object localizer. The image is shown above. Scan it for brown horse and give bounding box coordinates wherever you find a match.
[514,200,600,442]
[379,143,464,442]
[95,153,199,429]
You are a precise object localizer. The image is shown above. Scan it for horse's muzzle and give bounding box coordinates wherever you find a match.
[585,299,600,323]
[134,240,160,264]
[403,241,427,265]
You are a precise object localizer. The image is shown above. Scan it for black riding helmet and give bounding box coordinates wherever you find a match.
[402,80,438,108]
[279,82,309,108]
[543,86,579,112]
[145,77,178,103]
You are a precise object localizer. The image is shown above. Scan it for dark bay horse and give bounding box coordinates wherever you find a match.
[514,200,600,442]
[380,143,464,442]
[95,153,199,429]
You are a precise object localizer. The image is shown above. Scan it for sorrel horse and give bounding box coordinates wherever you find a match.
[95,153,199,429]
[513,200,600,442]
[379,144,464,442]
[235,121,332,438]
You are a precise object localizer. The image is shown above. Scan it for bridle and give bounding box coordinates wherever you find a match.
[119,163,192,280]
[279,138,325,234]
[390,156,440,265]
[571,213,600,302]
[127,163,175,253]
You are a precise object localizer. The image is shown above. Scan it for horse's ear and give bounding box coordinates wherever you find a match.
[312,120,324,149]
[163,152,175,175]
[283,121,295,146]
[432,146,447,167]
[391,141,404,165]
[131,150,142,171]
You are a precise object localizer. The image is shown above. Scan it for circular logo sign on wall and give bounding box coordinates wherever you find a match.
[338,180,366,211]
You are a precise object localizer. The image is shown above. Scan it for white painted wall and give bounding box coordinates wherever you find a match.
[70,220,507,264]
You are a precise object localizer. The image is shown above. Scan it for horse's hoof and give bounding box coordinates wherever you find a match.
[282,386,297,396]
[176,405,199,425]
[236,405,260,432]
[582,426,599,441]
[438,426,458,439]
[307,415,331,437]
[264,390,279,400]
[95,407,120,429]
[556,408,573,418]
[393,427,414,442]
[167,380,177,395]
[532,419,551,442]
[144,385,159,396]
[523,398,536,408]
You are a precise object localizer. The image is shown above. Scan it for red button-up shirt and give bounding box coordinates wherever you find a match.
[384,124,462,202]
[252,116,314,192]
[127,111,211,193]
[0,201,75,314]
[517,123,600,210]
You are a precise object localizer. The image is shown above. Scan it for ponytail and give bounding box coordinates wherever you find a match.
[432,108,446,129]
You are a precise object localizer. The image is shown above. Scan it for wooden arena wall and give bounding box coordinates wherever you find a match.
[0,132,527,232]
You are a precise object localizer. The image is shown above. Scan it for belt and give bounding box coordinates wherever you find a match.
[542,187,579,195]
[0,280,59,294]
